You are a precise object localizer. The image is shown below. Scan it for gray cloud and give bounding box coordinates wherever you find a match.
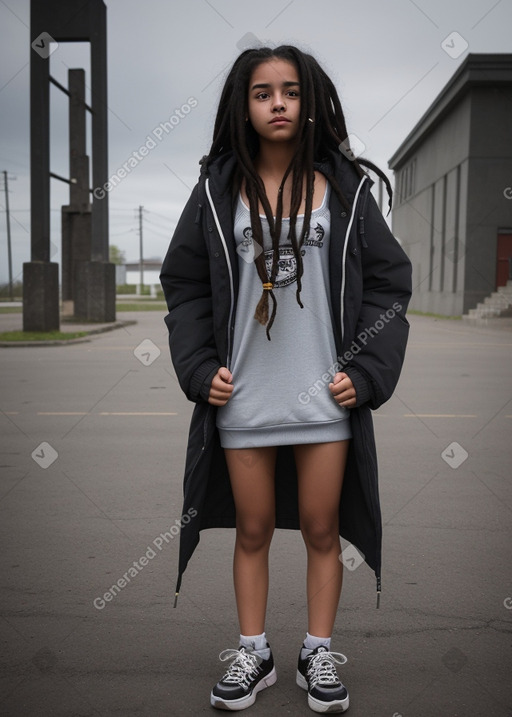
[1,0,511,283]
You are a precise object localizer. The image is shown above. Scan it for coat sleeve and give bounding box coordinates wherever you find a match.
[160,184,221,403]
[343,192,412,410]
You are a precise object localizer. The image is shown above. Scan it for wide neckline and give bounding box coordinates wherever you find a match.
[238,182,330,220]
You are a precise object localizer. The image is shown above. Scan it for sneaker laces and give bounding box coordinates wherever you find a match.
[307,650,347,689]
[218,647,262,690]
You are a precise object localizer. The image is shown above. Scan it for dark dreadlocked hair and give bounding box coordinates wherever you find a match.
[205,45,392,340]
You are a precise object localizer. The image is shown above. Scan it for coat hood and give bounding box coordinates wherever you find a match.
[199,148,373,206]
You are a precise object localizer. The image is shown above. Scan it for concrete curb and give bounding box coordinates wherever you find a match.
[0,319,137,348]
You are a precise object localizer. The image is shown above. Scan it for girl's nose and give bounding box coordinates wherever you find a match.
[272,95,286,112]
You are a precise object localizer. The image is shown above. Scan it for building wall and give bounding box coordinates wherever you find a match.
[392,96,472,315]
[115,264,126,285]
[463,87,512,312]
[125,269,161,285]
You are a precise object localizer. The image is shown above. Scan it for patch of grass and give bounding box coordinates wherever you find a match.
[0,330,88,342]
[116,285,165,299]
[408,310,461,320]
[1,303,167,314]
[116,284,138,294]
[116,302,167,312]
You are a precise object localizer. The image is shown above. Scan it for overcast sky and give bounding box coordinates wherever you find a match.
[0,0,511,285]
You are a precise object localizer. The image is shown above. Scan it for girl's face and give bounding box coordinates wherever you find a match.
[247,58,301,145]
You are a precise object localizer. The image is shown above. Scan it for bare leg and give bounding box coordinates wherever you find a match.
[294,441,349,637]
[224,446,277,636]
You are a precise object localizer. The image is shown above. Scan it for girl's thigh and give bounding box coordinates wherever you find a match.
[293,441,350,526]
[224,446,278,526]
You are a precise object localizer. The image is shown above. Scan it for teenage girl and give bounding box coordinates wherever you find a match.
[160,45,412,713]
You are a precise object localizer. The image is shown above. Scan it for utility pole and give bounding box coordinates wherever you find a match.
[138,205,144,293]
[2,170,14,301]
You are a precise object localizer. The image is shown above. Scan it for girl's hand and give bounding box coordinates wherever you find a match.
[329,372,356,408]
[208,367,234,406]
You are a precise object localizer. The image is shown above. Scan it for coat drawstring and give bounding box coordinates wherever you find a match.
[358,183,371,249]
[174,574,182,608]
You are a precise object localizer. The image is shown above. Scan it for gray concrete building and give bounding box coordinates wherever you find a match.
[388,54,512,316]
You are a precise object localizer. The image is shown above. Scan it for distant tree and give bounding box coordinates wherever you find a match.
[109,245,126,265]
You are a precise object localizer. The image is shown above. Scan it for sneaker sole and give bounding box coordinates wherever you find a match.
[210,667,277,711]
[296,670,349,713]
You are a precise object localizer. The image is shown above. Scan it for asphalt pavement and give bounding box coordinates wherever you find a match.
[1,311,511,716]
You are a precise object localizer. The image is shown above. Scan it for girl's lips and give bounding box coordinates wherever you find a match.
[269,117,291,124]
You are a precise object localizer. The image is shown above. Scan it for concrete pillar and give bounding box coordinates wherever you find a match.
[29,1,113,328]
[74,261,115,322]
[23,262,60,331]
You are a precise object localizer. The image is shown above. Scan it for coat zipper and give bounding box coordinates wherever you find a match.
[205,177,235,368]
[340,175,367,345]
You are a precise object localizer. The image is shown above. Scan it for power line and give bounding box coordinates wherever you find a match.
[145,208,175,223]
[144,216,172,231]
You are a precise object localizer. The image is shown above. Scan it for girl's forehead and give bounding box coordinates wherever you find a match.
[249,58,299,85]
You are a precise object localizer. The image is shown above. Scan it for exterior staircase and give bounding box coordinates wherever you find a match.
[463,280,512,321]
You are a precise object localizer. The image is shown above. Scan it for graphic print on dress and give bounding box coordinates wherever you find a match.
[304,222,324,248]
[264,247,300,287]
[238,221,325,288]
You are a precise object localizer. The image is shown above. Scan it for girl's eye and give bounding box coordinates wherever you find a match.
[253,90,299,100]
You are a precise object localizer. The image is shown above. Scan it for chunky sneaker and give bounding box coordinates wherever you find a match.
[297,645,349,713]
[210,645,277,711]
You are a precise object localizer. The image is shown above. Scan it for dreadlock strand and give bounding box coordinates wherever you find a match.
[358,158,393,213]
[294,73,316,306]
[265,290,278,340]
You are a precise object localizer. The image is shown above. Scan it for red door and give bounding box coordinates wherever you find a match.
[496,233,512,288]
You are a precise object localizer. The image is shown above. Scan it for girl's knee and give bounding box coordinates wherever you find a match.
[236,518,274,552]
[301,519,339,553]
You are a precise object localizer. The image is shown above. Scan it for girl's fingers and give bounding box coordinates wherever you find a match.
[329,373,353,395]
[329,373,356,406]
[209,367,234,405]
[211,375,234,394]
[209,396,229,406]
[218,366,233,383]
[208,385,232,405]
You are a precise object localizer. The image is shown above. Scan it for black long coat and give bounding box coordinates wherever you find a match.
[160,150,412,605]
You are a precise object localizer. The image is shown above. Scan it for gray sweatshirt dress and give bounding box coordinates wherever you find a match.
[216,183,351,449]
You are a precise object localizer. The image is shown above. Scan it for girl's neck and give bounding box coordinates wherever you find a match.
[254,139,298,182]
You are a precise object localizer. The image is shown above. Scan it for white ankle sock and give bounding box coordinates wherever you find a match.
[302,632,331,657]
[240,631,267,650]
[240,632,270,659]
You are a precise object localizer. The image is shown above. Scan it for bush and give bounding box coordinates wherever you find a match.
[0,280,23,300]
